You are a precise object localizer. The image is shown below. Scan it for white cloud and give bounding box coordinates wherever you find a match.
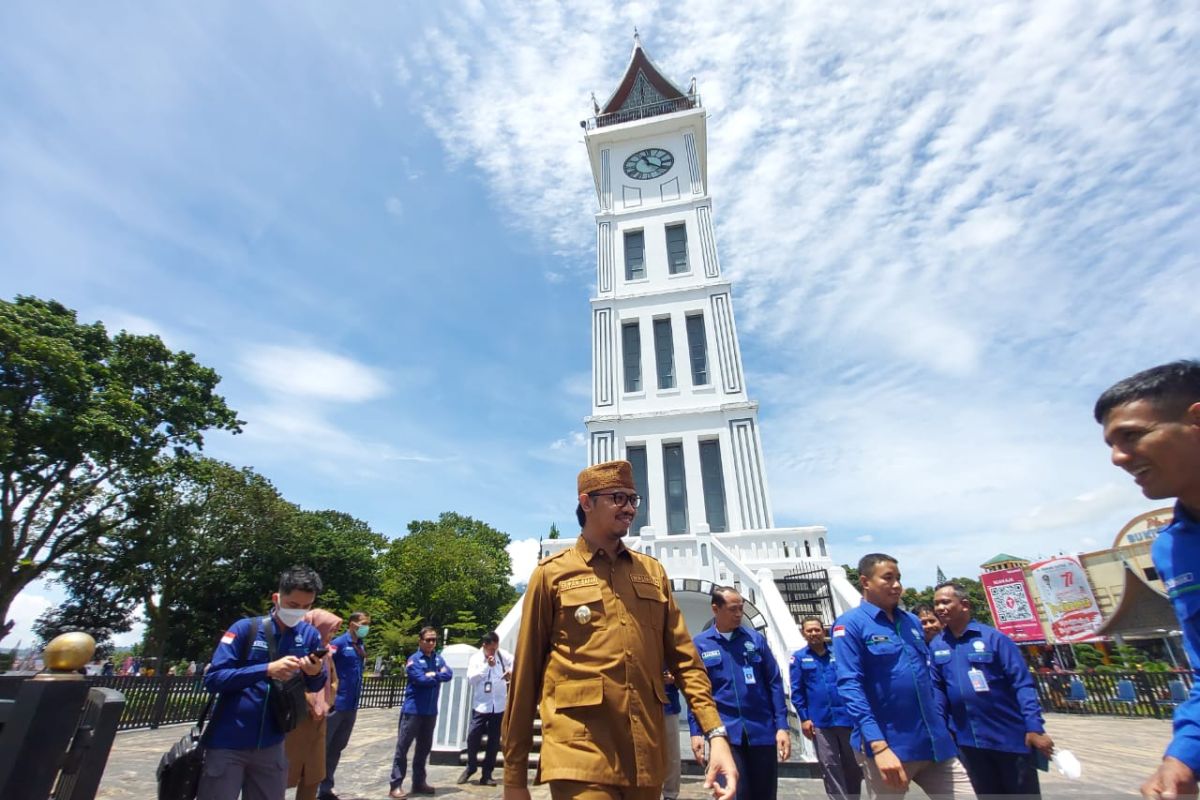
[507,537,543,586]
[385,196,404,218]
[239,345,388,403]
[854,535,875,544]
[397,2,1197,579]
[5,590,52,649]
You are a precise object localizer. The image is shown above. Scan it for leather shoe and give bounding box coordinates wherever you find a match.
[411,785,437,796]
[457,768,474,784]
[479,777,497,786]
[388,789,408,799]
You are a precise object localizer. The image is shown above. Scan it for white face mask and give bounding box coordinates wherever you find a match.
[275,606,306,628]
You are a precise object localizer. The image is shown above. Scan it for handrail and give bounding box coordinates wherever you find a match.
[583,94,701,130]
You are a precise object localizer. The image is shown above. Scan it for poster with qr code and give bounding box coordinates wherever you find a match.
[980,568,1045,643]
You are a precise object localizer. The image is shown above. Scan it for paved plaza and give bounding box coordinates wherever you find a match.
[97,710,1171,798]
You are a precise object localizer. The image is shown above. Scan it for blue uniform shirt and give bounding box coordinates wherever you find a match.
[330,631,367,712]
[203,616,326,750]
[1152,501,1200,772]
[790,645,852,729]
[687,626,789,745]
[832,601,957,763]
[664,682,682,716]
[930,620,1044,753]
[402,650,453,715]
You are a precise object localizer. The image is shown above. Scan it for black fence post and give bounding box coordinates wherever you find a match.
[148,677,171,730]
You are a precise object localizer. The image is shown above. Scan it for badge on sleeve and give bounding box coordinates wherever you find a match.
[220,630,236,646]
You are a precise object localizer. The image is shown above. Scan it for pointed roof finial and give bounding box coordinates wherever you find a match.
[633,27,642,49]
[688,76,697,96]
[591,92,600,115]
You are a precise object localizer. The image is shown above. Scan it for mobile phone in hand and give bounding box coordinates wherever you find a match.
[309,647,329,658]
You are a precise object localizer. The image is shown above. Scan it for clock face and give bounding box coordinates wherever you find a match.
[623,148,675,180]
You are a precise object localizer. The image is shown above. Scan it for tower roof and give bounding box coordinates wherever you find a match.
[980,553,1029,569]
[588,33,697,129]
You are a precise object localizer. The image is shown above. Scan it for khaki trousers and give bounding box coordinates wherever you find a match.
[856,753,976,799]
[549,781,663,800]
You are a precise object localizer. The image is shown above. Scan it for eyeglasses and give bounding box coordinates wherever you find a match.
[589,491,642,508]
[421,638,437,643]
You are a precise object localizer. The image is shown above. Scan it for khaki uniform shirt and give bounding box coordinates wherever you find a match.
[502,534,722,788]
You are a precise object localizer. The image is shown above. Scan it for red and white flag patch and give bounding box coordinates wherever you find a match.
[221,631,237,645]
[832,625,846,638]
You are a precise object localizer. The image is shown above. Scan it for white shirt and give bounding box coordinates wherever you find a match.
[467,647,513,714]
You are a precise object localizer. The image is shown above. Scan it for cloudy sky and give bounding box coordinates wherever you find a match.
[2,1,1196,646]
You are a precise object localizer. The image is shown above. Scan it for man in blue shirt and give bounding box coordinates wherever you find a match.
[791,616,861,799]
[199,566,327,800]
[833,553,974,798]
[663,672,683,800]
[688,586,791,800]
[388,626,453,799]
[318,611,370,800]
[930,582,1054,796]
[1096,360,1200,800]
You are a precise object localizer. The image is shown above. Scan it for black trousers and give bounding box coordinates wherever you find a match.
[464,710,503,779]
[957,745,1041,797]
[390,713,437,789]
[728,742,778,800]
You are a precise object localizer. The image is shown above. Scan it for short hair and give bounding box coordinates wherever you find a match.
[575,503,586,527]
[348,611,369,623]
[912,603,935,617]
[800,616,825,630]
[480,631,499,646]
[710,586,739,607]
[419,626,438,639]
[934,581,970,602]
[278,565,322,595]
[1094,360,1200,423]
[858,553,898,579]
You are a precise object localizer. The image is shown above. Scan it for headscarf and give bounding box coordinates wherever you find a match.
[303,609,343,717]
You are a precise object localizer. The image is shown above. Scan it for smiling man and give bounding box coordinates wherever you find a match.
[1096,360,1200,800]
[832,553,974,799]
[502,459,738,800]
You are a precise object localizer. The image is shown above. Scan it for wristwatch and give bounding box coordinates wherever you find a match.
[704,725,728,742]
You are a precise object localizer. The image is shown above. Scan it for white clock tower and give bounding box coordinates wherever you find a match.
[497,33,859,706]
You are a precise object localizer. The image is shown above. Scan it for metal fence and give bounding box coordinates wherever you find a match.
[1034,669,1193,719]
[82,674,408,731]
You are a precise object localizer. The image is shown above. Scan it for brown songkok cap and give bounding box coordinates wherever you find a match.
[577,460,635,495]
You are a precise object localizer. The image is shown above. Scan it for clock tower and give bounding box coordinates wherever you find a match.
[580,34,770,540]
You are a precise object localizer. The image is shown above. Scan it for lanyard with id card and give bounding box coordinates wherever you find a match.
[743,665,757,685]
[968,667,989,692]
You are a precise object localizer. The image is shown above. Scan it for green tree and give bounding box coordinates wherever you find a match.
[380,512,517,638]
[547,522,560,540]
[841,564,861,593]
[903,576,994,626]
[32,597,131,660]
[0,297,241,641]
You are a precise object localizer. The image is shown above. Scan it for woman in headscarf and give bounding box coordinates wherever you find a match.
[286,608,342,800]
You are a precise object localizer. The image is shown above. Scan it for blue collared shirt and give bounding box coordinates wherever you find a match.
[402,650,453,716]
[1153,501,1200,772]
[790,645,852,729]
[203,616,326,750]
[330,631,367,712]
[664,683,682,716]
[832,600,956,763]
[930,620,1044,753]
[687,625,788,745]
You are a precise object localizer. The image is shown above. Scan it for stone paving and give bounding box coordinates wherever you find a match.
[97,710,1172,798]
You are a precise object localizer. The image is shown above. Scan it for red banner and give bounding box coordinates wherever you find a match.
[979,568,1045,644]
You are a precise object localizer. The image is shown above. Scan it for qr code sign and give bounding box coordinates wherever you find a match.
[989,583,1033,623]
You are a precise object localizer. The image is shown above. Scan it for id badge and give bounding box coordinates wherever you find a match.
[967,668,989,693]
[742,666,756,685]
[484,681,492,694]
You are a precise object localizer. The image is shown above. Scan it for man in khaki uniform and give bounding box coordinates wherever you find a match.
[503,460,738,800]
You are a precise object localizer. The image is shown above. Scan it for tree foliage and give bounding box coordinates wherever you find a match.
[0,296,240,641]
[902,576,994,626]
[33,597,131,661]
[380,512,517,645]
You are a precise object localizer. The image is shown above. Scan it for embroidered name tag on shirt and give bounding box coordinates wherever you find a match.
[629,574,660,588]
[1166,572,1195,594]
[560,576,600,591]
[701,649,722,664]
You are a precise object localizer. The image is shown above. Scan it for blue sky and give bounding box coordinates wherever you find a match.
[2,1,1197,646]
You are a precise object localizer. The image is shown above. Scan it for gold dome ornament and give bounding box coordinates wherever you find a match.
[574,605,593,624]
[42,632,96,673]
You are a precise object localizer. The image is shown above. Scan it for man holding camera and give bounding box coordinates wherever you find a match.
[200,566,328,800]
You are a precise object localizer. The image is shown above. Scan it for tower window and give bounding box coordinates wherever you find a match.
[819,537,827,557]
[627,445,649,532]
[699,440,727,533]
[624,230,645,280]
[666,224,688,274]
[686,314,709,386]
[622,322,642,392]
[653,318,675,389]
[663,442,688,534]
